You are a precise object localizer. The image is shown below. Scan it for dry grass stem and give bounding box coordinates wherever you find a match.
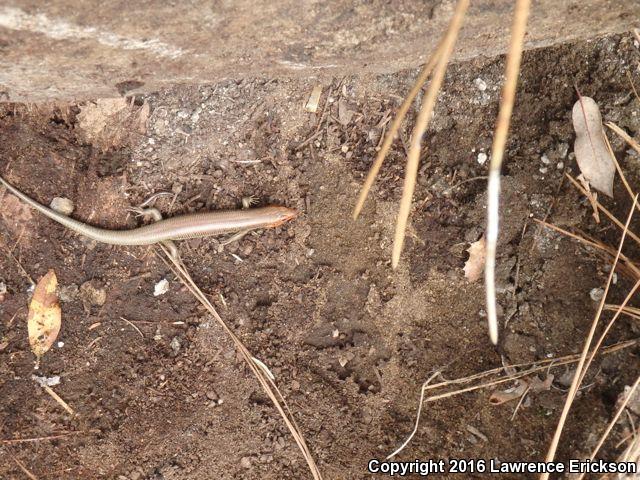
[1,430,99,444]
[391,0,470,269]
[566,174,640,246]
[9,453,38,480]
[533,219,640,281]
[606,121,640,157]
[156,247,322,480]
[386,371,442,459]
[606,305,640,320]
[388,339,636,457]
[578,279,640,388]
[352,41,444,219]
[485,0,531,344]
[576,374,640,480]
[540,195,637,480]
[119,316,144,338]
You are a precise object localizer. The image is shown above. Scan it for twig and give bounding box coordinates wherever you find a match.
[392,0,470,269]
[8,452,38,480]
[120,316,144,338]
[485,0,531,344]
[540,195,637,480]
[41,385,75,416]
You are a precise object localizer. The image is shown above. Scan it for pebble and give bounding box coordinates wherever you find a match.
[154,278,170,297]
[477,152,488,165]
[170,337,181,354]
[474,78,488,91]
[589,287,604,302]
[50,197,74,215]
[240,457,252,469]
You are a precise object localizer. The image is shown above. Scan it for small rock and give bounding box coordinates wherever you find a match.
[477,152,488,165]
[206,390,218,401]
[474,78,488,91]
[557,142,569,159]
[50,197,74,215]
[589,287,604,302]
[240,457,252,469]
[154,278,170,297]
[32,375,61,387]
[170,337,181,354]
[617,384,640,418]
[557,368,576,388]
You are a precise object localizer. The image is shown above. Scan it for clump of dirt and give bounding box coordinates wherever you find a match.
[1,33,640,479]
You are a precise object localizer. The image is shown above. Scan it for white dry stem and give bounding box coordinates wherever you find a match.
[386,371,442,459]
[485,0,531,344]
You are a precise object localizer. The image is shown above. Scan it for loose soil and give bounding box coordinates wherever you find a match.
[1,33,640,479]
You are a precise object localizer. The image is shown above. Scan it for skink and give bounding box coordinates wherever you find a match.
[0,174,297,246]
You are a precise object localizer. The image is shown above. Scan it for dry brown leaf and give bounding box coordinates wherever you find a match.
[28,270,61,360]
[490,379,528,405]
[489,374,553,405]
[572,96,615,197]
[464,236,486,282]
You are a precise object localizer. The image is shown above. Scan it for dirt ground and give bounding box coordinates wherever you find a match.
[1,32,640,479]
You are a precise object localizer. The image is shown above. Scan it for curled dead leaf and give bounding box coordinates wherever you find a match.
[572,96,615,197]
[464,236,486,282]
[489,374,554,405]
[28,270,61,361]
[490,380,528,405]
